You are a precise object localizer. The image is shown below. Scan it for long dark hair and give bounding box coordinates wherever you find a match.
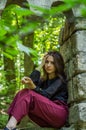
[42,51,66,82]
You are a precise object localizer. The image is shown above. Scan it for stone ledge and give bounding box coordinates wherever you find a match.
[17,116,70,130]
[17,128,56,130]
[16,126,72,130]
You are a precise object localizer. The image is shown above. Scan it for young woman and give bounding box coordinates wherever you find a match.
[4,51,69,130]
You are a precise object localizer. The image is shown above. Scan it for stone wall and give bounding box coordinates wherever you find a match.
[60,18,86,130]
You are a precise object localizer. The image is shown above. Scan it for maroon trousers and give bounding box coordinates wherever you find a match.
[8,89,68,128]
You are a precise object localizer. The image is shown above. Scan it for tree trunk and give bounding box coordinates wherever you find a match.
[0,0,17,95]
[3,56,16,94]
[24,33,34,76]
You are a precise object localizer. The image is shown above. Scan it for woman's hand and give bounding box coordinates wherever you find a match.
[21,77,36,89]
[36,53,48,71]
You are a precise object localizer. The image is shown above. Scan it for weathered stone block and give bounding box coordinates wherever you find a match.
[60,40,72,63]
[77,122,86,130]
[61,125,76,130]
[65,59,75,79]
[17,125,76,130]
[28,0,61,14]
[71,31,86,54]
[73,19,86,30]
[0,0,7,10]
[66,52,86,79]
[68,73,86,103]
[72,5,86,17]
[60,19,86,44]
[69,103,86,124]
[73,73,86,100]
[67,80,74,103]
[18,128,56,130]
[60,30,86,64]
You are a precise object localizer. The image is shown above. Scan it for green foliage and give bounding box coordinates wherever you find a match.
[0,114,8,128]
[0,4,38,59]
[0,3,65,65]
[34,16,64,58]
[0,0,86,59]
[0,96,12,128]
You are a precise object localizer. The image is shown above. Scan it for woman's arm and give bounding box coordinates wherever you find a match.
[21,76,36,89]
[36,53,48,71]
[21,53,48,89]
[21,69,41,89]
[29,70,40,85]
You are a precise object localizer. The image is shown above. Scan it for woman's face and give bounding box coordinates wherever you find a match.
[44,55,56,75]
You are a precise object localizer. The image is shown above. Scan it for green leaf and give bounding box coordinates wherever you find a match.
[28,47,38,57]
[19,22,38,36]
[13,6,34,17]
[81,6,86,17]
[3,52,13,59]
[0,26,7,37]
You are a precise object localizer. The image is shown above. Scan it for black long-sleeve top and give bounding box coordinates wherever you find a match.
[30,70,68,103]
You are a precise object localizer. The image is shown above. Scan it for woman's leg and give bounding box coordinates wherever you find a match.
[5,116,17,130]
[4,89,29,130]
[6,89,68,129]
[29,91,68,128]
